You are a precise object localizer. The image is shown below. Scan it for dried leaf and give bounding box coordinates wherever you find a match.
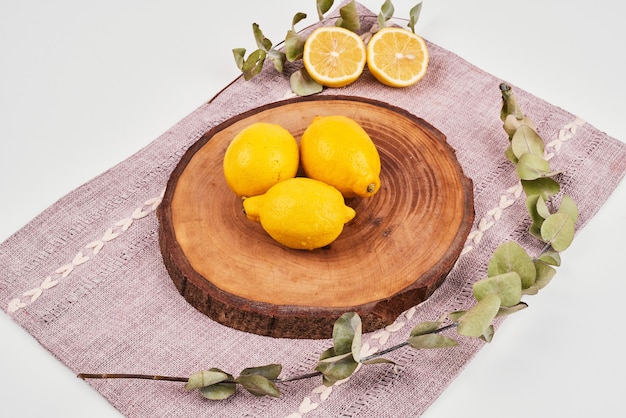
[481,325,495,343]
[538,250,561,266]
[473,272,522,307]
[232,48,246,70]
[336,0,360,32]
[525,195,544,226]
[378,0,394,28]
[199,381,236,400]
[362,357,396,366]
[239,49,266,80]
[317,0,334,20]
[407,2,423,33]
[236,374,280,397]
[458,294,501,338]
[291,11,307,27]
[185,369,230,390]
[448,310,466,323]
[505,144,518,164]
[521,178,561,200]
[516,153,550,180]
[409,321,442,337]
[267,49,286,73]
[252,23,272,51]
[408,333,458,350]
[239,364,282,380]
[315,352,359,386]
[541,212,575,251]
[536,195,552,219]
[533,260,557,290]
[290,69,323,96]
[332,312,362,361]
[557,194,579,224]
[487,242,536,289]
[511,125,545,159]
[285,30,305,62]
[496,302,528,318]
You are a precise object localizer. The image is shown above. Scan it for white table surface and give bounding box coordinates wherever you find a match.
[1,1,624,417]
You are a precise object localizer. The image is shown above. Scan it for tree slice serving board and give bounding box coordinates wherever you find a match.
[157,95,474,339]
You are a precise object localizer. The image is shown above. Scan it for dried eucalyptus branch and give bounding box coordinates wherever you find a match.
[233,0,425,96]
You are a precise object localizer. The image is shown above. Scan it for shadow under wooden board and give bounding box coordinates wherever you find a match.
[157,95,475,339]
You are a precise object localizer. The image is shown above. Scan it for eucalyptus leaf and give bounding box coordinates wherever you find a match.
[408,333,458,350]
[487,242,536,289]
[511,125,545,159]
[267,49,286,73]
[538,250,561,266]
[541,212,575,251]
[536,195,552,219]
[291,12,307,27]
[503,113,521,137]
[378,0,394,28]
[332,312,362,361]
[448,310,466,323]
[534,260,557,290]
[336,0,360,32]
[557,194,579,224]
[481,325,495,343]
[290,69,323,96]
[521,178,561,200]
[285,30,305,62]
[472,271,522,307]
[317,351,353,364]
[528,221,543,241]
[239,364,282,380]
[319,346,336,361]
[199,381,237,400]
[496,302,528,318]
[185,369,230,390]
[252,23,272,51]
[505,144,518,164]
[503,114,535,138]
[236,374,280,397]
[525,195,544,225]
[317,0,334,20]
[407,2,423,33]
[232,48,246,70]
[521,286,539,296]
[516,153,550,180]
[240,49,266,80]
[409,321,442,337]
[457,294,502,338]
[529,222,543,241]
[362,357,396,366]
[315,352,359,386]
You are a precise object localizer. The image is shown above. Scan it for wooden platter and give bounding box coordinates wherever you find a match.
[157,95,474,339]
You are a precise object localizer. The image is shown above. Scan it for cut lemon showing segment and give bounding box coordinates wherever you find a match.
[366,27,429,88]
[303,26,366,88]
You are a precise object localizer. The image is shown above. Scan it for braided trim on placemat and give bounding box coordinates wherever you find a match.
[6,192,164,314]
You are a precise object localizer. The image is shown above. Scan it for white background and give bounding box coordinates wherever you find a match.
[1,1,624,417]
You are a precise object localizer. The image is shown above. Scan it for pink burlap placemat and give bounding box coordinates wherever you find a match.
[2,3,625,417]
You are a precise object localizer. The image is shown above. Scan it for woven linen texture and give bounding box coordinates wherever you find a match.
[2,2,625,417]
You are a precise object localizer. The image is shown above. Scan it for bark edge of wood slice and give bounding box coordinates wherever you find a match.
[157,95,475,339]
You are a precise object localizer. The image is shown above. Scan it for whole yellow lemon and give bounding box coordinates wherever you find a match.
[223,122,299,197]
[242,177,356,250]
[300,115,381,198]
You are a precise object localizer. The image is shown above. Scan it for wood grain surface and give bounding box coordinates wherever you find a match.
[157,96,474,339]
